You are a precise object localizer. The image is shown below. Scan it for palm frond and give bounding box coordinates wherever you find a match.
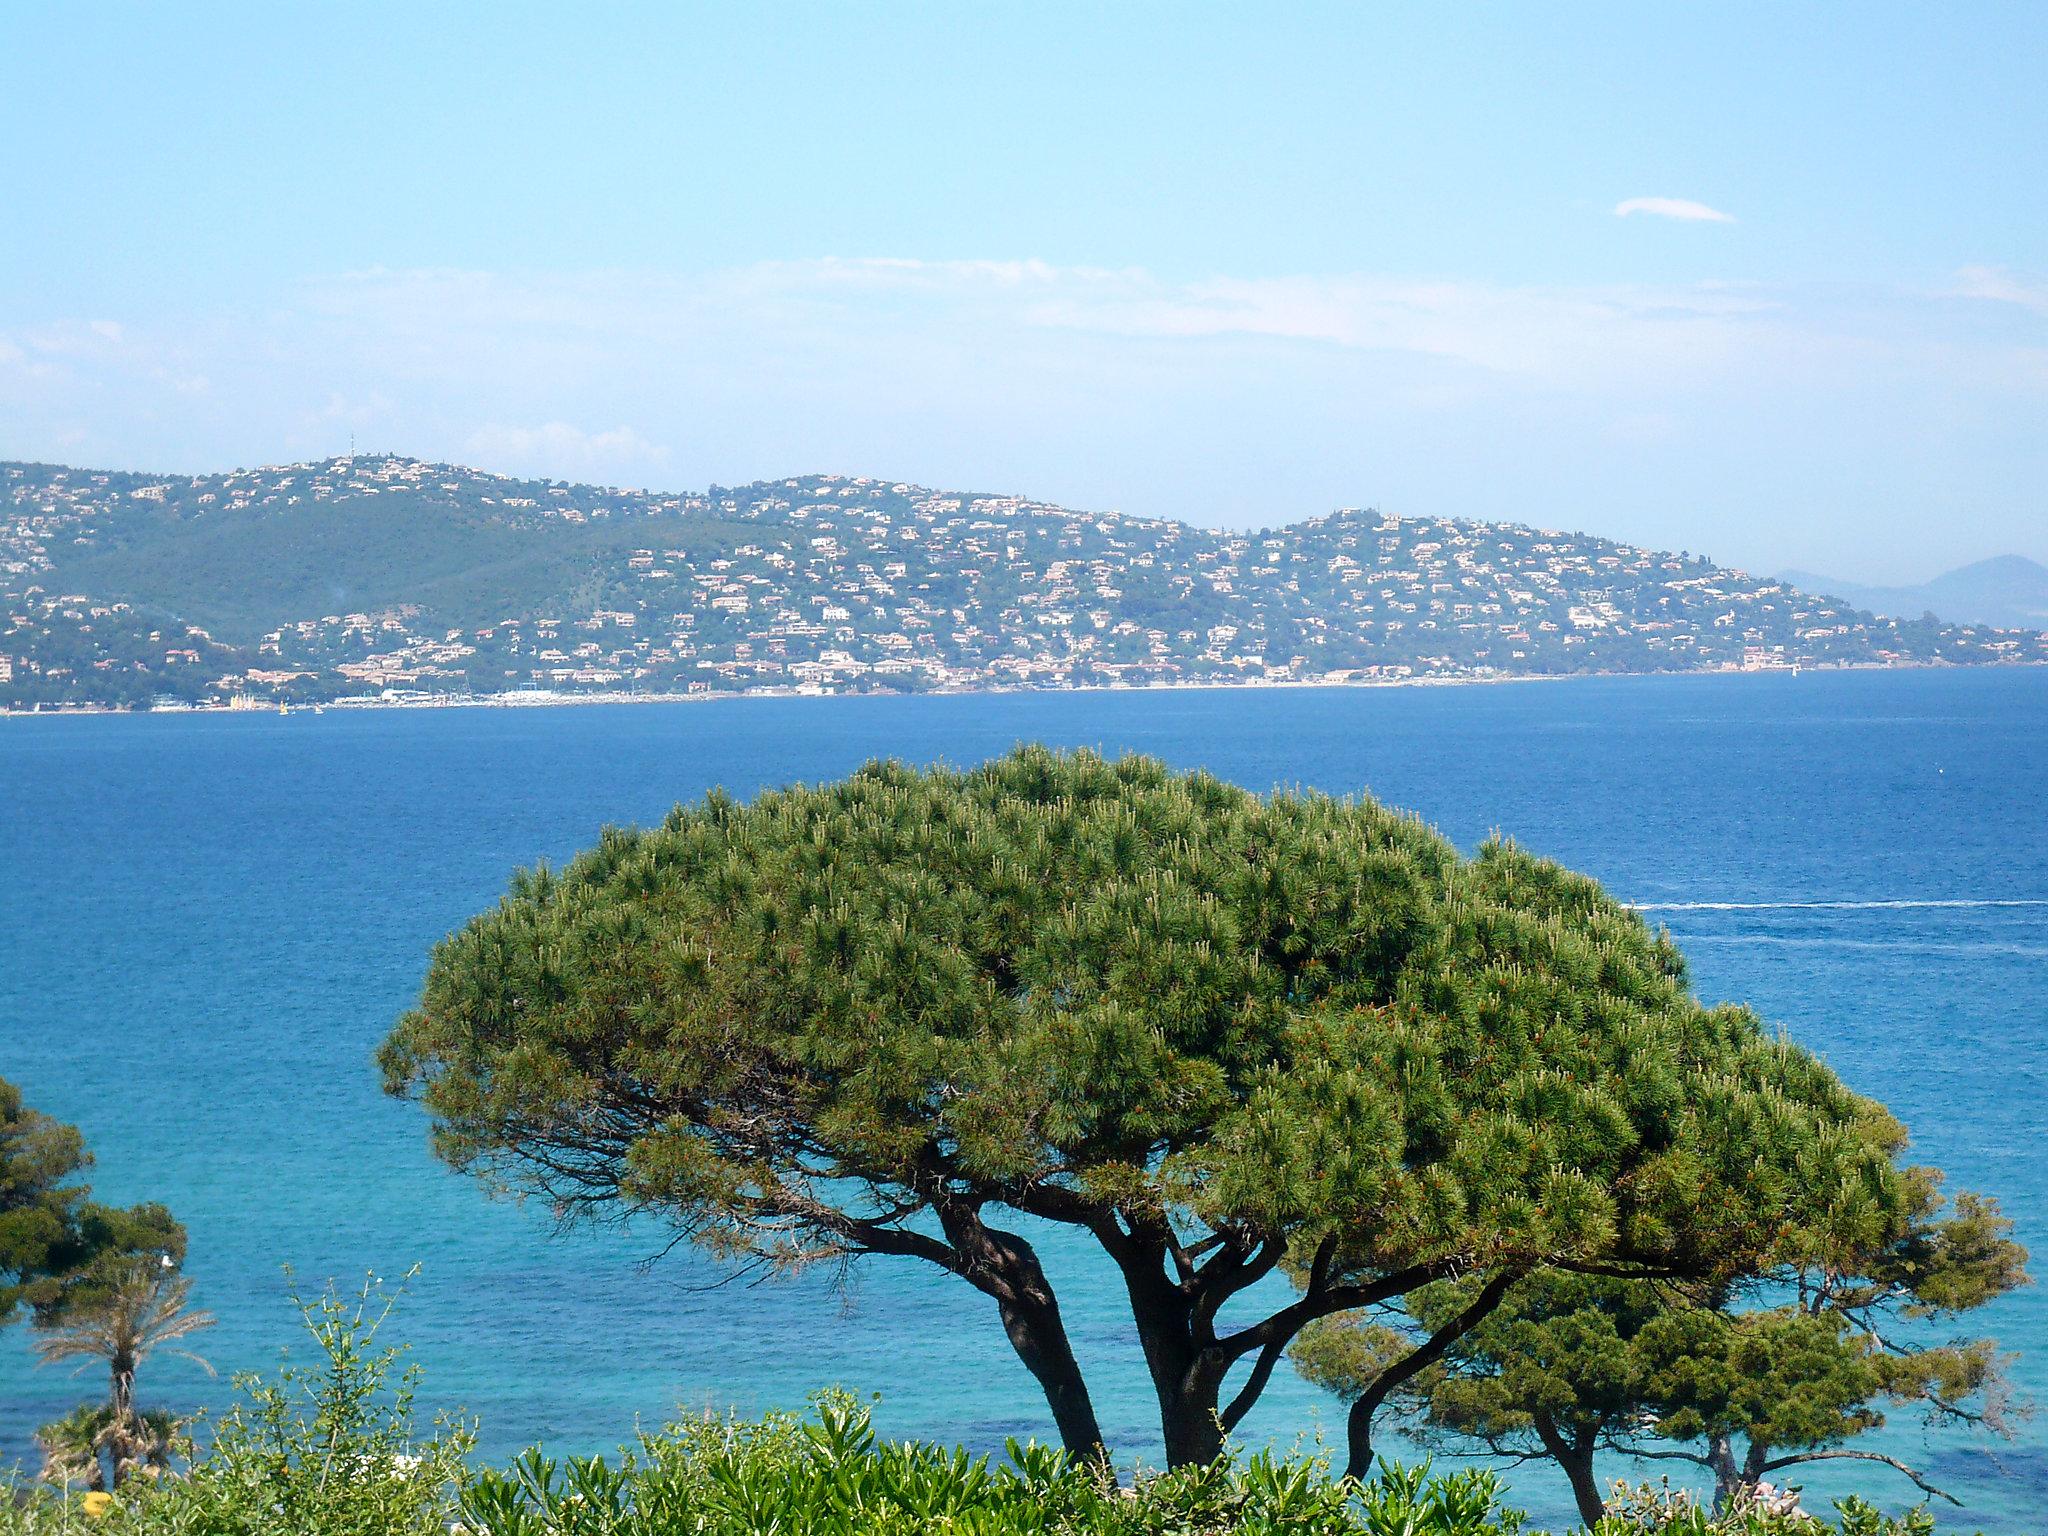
[31,1262,217,1377]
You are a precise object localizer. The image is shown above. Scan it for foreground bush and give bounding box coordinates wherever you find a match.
[453,1410,1959,1535]
[0,1281,1964,1536]
[6,1276,471,1536]
[459,1400,1518,1536]
[1,1398,1967,1536]
[1591,1480,1946,1536]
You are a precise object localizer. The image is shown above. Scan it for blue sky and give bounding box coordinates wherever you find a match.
[3,2,2043,581]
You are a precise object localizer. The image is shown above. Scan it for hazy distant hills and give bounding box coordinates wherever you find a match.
[4,455,2044,710]
[1779,555,2048,632]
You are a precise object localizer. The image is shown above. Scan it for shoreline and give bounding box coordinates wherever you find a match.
[4,658,2038,720]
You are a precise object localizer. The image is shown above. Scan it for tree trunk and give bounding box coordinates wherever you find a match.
[1561,1448,1606,1527]
[940,1204,1110,1466]
[1533,1416,1606,1526]
[1131,1303,1228,1466]
[996,1287,1109,1465]
[1158,1383,1227,1468]
[107,1353,140,1490]
[1120,1259,1230,1467]
[1707,1433,1747,1511]
[1343,1395,1380,1483]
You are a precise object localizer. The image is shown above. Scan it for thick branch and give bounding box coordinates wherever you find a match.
[1219,1338,1286,1433]
[1215,1257,1446,1362]
[1343,1269,1521,1481]
[1619,1446,1716,1467]
[832,1213,965,1273]
[1758,1449,1960,1506]
[996,1175,1118,1235]
[1192,1237,1282,1338]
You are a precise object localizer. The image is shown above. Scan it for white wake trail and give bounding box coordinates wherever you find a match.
[1631,898,2048,913]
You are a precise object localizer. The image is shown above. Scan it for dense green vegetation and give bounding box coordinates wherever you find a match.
[382,748,1930,1479]
[0,602,245,711]
[0,1281,1963,1534]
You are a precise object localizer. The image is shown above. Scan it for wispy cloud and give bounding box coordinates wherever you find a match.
[1953,265,2048,317]
[463,420,670,479]
[1614,197,1736,224]
[1011,269,1780,381]
[291,259,1789,395]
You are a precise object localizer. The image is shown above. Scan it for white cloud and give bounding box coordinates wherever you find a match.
[1013,269,1780,380]
[313,389,395,426]
[293,259,1784,394]
[462,420,670,479]
[1953,265,2048,317]
[1614,197,1736,224]
[22,319,134,356]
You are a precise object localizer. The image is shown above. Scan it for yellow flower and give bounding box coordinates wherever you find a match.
[81,1490,115,1519]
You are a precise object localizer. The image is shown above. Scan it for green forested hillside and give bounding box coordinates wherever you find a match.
[48,495,770,645]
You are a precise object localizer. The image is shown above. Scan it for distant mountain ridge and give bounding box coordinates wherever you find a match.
[4,455,2043,710]
[1780,555,2048,632]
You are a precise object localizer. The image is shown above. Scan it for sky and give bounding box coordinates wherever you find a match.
[3,3,2043,583]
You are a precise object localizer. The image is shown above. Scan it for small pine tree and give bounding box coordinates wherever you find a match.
[1294,1173,2026,1519]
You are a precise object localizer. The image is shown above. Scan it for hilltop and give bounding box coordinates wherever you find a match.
[4,455,2042,710]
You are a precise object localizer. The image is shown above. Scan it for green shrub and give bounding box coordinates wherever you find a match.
[0,1274,472,1536]
[456,1392,1519,1536]
[1590,1480,1958,1536]
[0,1288,1970,1536]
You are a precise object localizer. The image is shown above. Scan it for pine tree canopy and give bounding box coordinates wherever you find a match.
[380,746,1914,1466]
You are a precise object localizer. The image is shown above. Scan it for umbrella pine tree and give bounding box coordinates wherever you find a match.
[383,748,1913,1467]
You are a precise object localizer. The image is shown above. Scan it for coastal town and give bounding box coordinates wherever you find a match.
[5,455,2042,710]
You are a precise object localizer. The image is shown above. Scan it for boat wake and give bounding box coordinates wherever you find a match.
[1677,933,2048,958]
[1632,898,2048,913]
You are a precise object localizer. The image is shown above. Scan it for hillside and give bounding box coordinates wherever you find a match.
[5,455,2043,709]
[1781,554,2048,632]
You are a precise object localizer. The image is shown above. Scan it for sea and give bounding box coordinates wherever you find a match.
[2,669,2044,1530]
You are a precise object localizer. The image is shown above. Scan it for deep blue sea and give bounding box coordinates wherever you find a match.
[3,671,2044,1529]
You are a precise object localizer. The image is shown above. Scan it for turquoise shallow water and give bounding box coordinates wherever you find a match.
[2,670,2044,1529]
